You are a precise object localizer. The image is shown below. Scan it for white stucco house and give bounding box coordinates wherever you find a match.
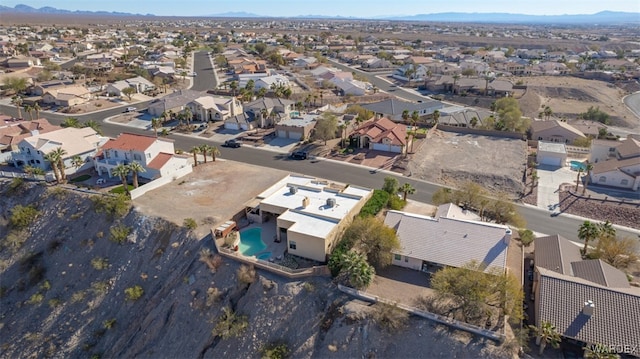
[589,136,640,191]
[537,141,567,167]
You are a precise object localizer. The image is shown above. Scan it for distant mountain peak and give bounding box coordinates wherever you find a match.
[2,3,154,16]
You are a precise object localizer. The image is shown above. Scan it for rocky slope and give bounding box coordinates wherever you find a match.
[0,181,507,358]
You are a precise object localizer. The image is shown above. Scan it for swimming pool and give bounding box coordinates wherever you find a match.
[570,160,587,171]
[238,228,266,257]
[256,252,272,260]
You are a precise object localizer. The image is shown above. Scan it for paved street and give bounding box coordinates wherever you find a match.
[191,50,218,91]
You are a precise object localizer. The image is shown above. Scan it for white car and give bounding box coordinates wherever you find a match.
[191,72,197,77]
[124,107,137,113]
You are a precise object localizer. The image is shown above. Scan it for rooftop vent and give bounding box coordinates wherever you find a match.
[302,196,310,208]
[504,228,512,244]
[289,186,298,194]
[583,300,595,317]
[326,198,336,208]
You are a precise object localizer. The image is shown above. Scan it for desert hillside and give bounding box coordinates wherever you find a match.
[0,181,508,359]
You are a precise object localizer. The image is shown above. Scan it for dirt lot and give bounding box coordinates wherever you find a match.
[407,131,527,197]
[515,76,637,128]
[132,160,288,238]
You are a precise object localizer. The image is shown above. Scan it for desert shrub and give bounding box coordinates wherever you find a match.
[4,231,27,251]
[49,187,67,199]
[91,281,110,295]
[303,282,315,293]
[334,251,375,289]
[387,195,406,210]
[199,249,223,272]
[183,218,197,230]
[48,298,62,309]
[27,293,44,304]
[71,290,87,303]
[518,229,535,247]
[237,265,256,285]
[328,237,355,276]
[91,257,109,270]
[212,306,248,339]
[6,178,25,193]
[91,194,130,218]
[206,287,222,306]
[371,302,409,332]
[359,190,389,217]
[260,342,291,359]
[109,224,131,244]
[103,319,116,329]
[39,280,51,291]
[9,204,40,229]
[124,285,144,301]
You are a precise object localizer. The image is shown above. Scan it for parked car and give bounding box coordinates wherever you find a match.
[124,107,137,113]
[191,72,197,77]
[222,139,241,148]
[290,151,308,160]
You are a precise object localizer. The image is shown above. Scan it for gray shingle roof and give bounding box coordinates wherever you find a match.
[384,210,510,272]
[536,267,640,348]
[571,260,631,288]
[361,98,441,116]
[534,235,583,275]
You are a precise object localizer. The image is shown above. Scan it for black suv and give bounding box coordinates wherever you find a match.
[222,139,241,148]
[290,151,308,160]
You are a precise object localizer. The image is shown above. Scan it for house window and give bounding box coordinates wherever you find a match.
[599,176,606,183]
[621,179,629,186]
[394,254,401,261]
[404,256,409,262]
[133,154,141,161]
[113,150,118,157]
[538,137,542,140]
[289,241,297,250]
[147,153,151,159]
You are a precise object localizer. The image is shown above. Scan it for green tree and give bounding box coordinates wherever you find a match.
[398,183,415,201]
[112,164,131,196]
[199,144,212,164]
[594,235,638,269]
[578,220,600,255]
[83,119,102,135]
[212,306,248,339]
[5,77,28,94]
[190,146,200,166]
[11,95,23,119]
[580,106,610,125]
[71,155,84,171]
[229,81,238,96]
[382,176,399,196]
[518,229,535,247]
[312,113,338,145]
[151,118,162,137]
[33,102,41,119]
[61,117,81,128]
[209,145,221,162]
[24,105,34,121]
[122,86,136,100]
[336,250,375,289]
[127,161,146,189]
[529,321,561,356]
[493,97,529,133]
[254,43,267,56]
[51,147,68,182]
[345,105,374,125]
[342,216,400,269]
[432,187,453,205]
[43,152,61,183]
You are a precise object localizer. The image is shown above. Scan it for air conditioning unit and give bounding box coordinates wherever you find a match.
[326,198,336,207]
[289,186,298,194]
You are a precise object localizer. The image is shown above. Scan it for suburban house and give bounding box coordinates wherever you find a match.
[275,114,318,140]
[331,78,369,96]
[226,97,295,130]
[246,175,373,262]
[147,89,202,117]
[105,76,156,97]
[93,133,191,181]
[350,117,408,154]
[537,141,568,167]
[41,85,91,107]
[589,136,640,191]
[0,116,59,162]
[12,127,104,176]
[31,79,75,96]
[532,235,640,351]
[254,75,290,90]
[384,204,511,274]
[186,95,243,122]
[530,120,587,144]
[437,105,494,128]
[360,98,444,122]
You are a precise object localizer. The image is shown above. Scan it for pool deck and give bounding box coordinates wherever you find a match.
[240,221,287,262]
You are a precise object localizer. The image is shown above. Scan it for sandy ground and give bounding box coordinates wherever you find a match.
[132,160,288,238]
[407,131,527,197]
[515,76,637,128]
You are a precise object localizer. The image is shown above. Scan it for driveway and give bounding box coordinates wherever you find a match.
[536,165,577,213]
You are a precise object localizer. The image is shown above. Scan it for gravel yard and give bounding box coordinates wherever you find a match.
[407,131,527,197]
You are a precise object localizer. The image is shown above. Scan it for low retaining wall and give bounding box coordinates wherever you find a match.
[337,284,505,343]
[437,124,525,140]
[212,229,331,279]
[130,165,193,200]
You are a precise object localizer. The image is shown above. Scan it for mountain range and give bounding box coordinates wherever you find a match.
[1,4,638,24]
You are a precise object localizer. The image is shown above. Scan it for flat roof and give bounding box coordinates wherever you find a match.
[278,114,317,127]
[538,141,567,154]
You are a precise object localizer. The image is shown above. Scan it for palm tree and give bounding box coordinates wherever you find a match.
[431,110,440,125]
[190,146,200,166]
[51,147,67,182]
[71,155,84,171]
[183,107,193,126]
[578,220,600,255]
[470,117,479,128]
[452,74,460,94]
[582,163,593,194]
[543,106,553,120]
[530,321,561,356]
[209,145,221,162]
[257,87,267,98]
[151,118,162,137]
[398,183,416,201]
[127,161,146,188]
[33,102,41,119]
[229,81,238,96]
[161,111,169,123]
[83,120,102,135]
[575,167,584,191]
[112,164,131,196]
[24,105,34,121]
[11,96,23,119]
[23,164,44,179]
[43,152,61,184]
[402,109,410,123]
[598,220,616,238]
[61,117,80,128]
[199,144,212,164]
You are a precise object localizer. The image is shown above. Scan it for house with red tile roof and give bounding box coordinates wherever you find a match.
[93,133,190,181]
[0,116,60,161]
[350,117,408,154]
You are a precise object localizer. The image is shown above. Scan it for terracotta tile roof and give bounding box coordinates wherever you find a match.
[591,157,640,175]
[101,133,171,152]
[353,117,407,146]
[0,118,60,148]
[147,152,173,170]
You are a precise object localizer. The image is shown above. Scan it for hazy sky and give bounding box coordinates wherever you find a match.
[3,0,639,17]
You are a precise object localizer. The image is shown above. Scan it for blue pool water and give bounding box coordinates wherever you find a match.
[256,252,272,260]
[570,160,587,171]
[291,111,300,117]
[238,228,266,256]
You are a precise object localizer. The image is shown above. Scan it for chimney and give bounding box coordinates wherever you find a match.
[583,300,595,317]
[302,196,310,208]
[503,228,512,244]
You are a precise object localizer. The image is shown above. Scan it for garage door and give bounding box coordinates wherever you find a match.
[540,156,562,166]
[277,130,287,138]
[225,123,239,130]
[372,143,389,152]
[288,132,302,140]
